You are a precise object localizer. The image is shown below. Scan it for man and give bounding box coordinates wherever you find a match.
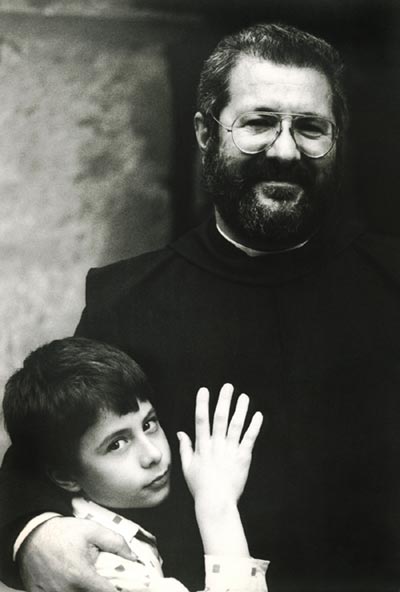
[1,23,400,592]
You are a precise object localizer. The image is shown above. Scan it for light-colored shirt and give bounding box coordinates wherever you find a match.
[14,498,269,591]
[72,497,269,592]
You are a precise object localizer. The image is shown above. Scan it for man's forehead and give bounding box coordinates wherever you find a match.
[225,55,334,117]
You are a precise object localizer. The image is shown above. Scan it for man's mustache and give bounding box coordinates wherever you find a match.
[240,158,313,187]
[205,147,315,193]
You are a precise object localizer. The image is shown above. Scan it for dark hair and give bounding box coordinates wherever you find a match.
[197,23,348,137]
[3,337,152,474]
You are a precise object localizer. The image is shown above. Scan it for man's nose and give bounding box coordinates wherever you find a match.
[265,120,301,161]
[138,437,162,468]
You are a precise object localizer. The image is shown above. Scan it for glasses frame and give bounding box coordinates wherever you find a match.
[212,111,338,159]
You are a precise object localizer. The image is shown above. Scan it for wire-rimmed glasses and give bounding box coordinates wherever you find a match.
[212,111,337,159]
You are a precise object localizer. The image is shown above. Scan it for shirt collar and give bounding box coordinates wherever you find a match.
[215,222,309,256]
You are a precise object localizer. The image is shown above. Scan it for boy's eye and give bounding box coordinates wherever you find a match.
[107,438,128,453]
[143,416,159,433]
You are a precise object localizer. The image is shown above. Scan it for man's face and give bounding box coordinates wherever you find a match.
[201,56,339,248]
[73,401,171,508]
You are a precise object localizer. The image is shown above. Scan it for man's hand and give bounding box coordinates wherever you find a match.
[178,383,263,512]
[18,516,136,592]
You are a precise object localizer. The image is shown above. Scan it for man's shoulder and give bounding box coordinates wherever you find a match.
[88,247,172,285]
[85,246,176,306]
[354,231,400,287]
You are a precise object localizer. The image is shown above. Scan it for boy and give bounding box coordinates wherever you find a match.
[3,337,268,592]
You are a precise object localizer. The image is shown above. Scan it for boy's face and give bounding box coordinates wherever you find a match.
[73,400,171,508]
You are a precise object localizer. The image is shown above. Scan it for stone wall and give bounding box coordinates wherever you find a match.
[0,4,204,590]
[0,2,201,464]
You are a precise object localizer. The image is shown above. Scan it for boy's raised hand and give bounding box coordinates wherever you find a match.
[178,383,263,509]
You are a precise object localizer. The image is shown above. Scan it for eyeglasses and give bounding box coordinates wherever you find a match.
[212,111,338,159]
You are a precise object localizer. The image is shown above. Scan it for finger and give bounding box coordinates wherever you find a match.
[240,411,264,451]
[95,553,150,590]
[78,568,122,592]
[226,393,249,443]
[177,431,193,472]
[152,577,191,592]
[212,383,234,438]
[195,387,210,451]
[89,526,136,563]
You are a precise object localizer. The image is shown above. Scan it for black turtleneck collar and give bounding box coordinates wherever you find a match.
[170,208,366,286]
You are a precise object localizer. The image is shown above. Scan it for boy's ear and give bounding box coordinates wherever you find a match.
[47,467,81,493]
[194,112,212,154]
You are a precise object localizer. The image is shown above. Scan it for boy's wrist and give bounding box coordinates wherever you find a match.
[195,500,250,557]
[194,497,239,528]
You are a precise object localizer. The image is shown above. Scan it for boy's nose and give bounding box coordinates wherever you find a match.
[139,437,162,468]
[265,120,301,162]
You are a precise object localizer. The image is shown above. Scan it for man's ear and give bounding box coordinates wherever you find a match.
[47,467,81,493]
[194,112,212,153]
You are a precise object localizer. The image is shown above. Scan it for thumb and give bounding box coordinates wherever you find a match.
[89,525,136,562]
[177,431,193,472]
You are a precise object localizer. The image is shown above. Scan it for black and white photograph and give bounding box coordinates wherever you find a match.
[0,1,399,591]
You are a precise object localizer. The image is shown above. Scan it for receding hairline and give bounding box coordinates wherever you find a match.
[196,22,347,133]
[214,53,334,106]
[216,54,334,117]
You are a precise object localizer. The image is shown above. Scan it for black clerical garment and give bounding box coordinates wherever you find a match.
[1,214,400,592]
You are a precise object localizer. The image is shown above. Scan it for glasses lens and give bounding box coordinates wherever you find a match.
[293,116,334,158]
[232,112,280,154]
[229,112,335,157]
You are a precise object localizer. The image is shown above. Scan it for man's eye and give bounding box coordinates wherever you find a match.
[242,116,276,130]
[143,417,159,433]
[107,438,128,453]
[296,118,326,137]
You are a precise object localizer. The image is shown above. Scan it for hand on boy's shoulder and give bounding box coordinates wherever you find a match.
[18,516,134,592]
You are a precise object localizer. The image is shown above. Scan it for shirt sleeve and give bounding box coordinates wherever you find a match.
[95,553,190,592]
[204,554,269,592]
[13,513,62,561]
[95,552,152,591]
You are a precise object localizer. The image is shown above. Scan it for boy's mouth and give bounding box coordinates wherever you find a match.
[144,467,170,490]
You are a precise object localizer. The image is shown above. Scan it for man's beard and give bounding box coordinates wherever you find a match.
[202,141,339,250]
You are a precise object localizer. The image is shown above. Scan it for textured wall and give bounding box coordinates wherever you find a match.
[0,10,180,463]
